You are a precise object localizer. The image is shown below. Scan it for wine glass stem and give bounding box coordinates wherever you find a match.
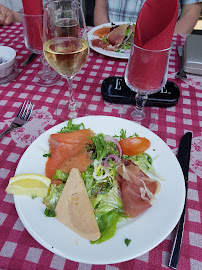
[40,55,51,80]
[67,77,76,111]
[133,93,148,120]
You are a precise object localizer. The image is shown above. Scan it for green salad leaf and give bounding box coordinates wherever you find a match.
[43,184,65,213]
[91,210,123,244]
[87,133,120,162]
[59,119,85,133]
[125,238,131,246]
[52,169,69,182]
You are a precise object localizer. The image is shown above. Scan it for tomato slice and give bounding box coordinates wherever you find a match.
[119,137,151,156]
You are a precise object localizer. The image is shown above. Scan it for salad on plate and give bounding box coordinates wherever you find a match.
[42,119,161,244]
[88,22,135,58]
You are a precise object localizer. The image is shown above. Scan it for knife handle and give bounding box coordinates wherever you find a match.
[21,53,37,66]
[168,199,187,269]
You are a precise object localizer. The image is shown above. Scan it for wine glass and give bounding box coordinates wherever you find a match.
[124,42,171,128]
[20,9,61,86]
[43,0,90,120]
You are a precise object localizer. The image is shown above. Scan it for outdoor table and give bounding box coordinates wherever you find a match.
[0,23,202,270]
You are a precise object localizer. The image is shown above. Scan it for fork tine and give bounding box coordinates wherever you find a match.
[17,101,34,121]
[24,102,34,121]
[16,100,26,118]
[20,101,30,119]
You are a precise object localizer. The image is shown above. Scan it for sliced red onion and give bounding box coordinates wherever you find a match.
[122,27,133,44]
[104,135,122,158]
[103,154,121,167]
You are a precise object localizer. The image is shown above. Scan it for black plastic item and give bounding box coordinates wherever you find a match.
[101,76,180,107]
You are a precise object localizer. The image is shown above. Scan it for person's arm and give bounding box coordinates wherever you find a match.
[174,3,202,34]
[0,4,21,26]
[94,0,109,26]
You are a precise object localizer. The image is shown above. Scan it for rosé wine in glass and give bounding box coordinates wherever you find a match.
[124,42,171,125]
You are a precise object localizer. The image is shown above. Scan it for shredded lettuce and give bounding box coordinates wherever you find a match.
[43,184,65,215]
[59,119,85,133]
[117,128,138,140]
[92,185,124,213]
[126,153,163,180]
[86,133,120,162]
[90,175,125,244]
[81,146,125,244]
[52,169,69,182]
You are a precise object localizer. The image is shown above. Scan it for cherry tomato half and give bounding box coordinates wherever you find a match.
[119,137,151,156]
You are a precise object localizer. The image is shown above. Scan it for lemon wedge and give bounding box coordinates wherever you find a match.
[6,174,51,198]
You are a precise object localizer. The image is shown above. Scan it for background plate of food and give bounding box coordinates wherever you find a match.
[88,22,135,59]
[13,116,185,265]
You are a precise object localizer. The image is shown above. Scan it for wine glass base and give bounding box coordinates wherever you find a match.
[123,106,157,130]
[33,70,61,86]
[56,100,89,121]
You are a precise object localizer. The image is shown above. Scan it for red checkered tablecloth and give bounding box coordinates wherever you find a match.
[0,23,202,270]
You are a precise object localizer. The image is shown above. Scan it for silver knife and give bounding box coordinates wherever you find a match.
[169,132,192,269]
[21,53,37,66]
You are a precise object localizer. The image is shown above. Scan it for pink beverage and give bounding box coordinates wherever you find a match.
[125,43,170,94]
[54,18,79,37]
[21,10,43,52]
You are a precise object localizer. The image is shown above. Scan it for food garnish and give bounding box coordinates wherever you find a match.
[125,238,131,246]
[6,173,51,198]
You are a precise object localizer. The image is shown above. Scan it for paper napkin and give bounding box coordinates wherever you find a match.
[134,0,178,50]
[127,0,178,91]
[22,0,43,15]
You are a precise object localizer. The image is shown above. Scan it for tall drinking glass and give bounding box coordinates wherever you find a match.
[43,0,90,120]
[21,10,60,86]
[125,42,171,128]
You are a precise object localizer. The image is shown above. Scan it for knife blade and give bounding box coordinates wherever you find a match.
[21,53,37,66]
[169,132,192,269]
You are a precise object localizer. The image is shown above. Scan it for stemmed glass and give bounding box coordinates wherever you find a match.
[21,10,61,86]
[43,0,90,120]
[124,42,171,128]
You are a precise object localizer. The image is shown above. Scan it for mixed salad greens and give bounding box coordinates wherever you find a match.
[43,119,160,244]
[103,21,135,52]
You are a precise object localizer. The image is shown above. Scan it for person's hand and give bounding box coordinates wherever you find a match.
[0,4,15,26]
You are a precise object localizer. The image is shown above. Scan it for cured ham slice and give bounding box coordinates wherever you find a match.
[45,129,94,179]
[116,160,160,218]
[91,38,119,51]
[91,23,136,52]
[107,24,128,45]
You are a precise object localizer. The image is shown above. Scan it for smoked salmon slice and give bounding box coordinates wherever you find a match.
[93,26,111,38]
[45,129,94,179]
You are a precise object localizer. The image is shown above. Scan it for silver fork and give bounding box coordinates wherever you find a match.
[0,101,34,140]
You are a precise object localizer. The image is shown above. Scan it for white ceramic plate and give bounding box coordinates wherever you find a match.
[88,22,131,59]
[14,116,185,265]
